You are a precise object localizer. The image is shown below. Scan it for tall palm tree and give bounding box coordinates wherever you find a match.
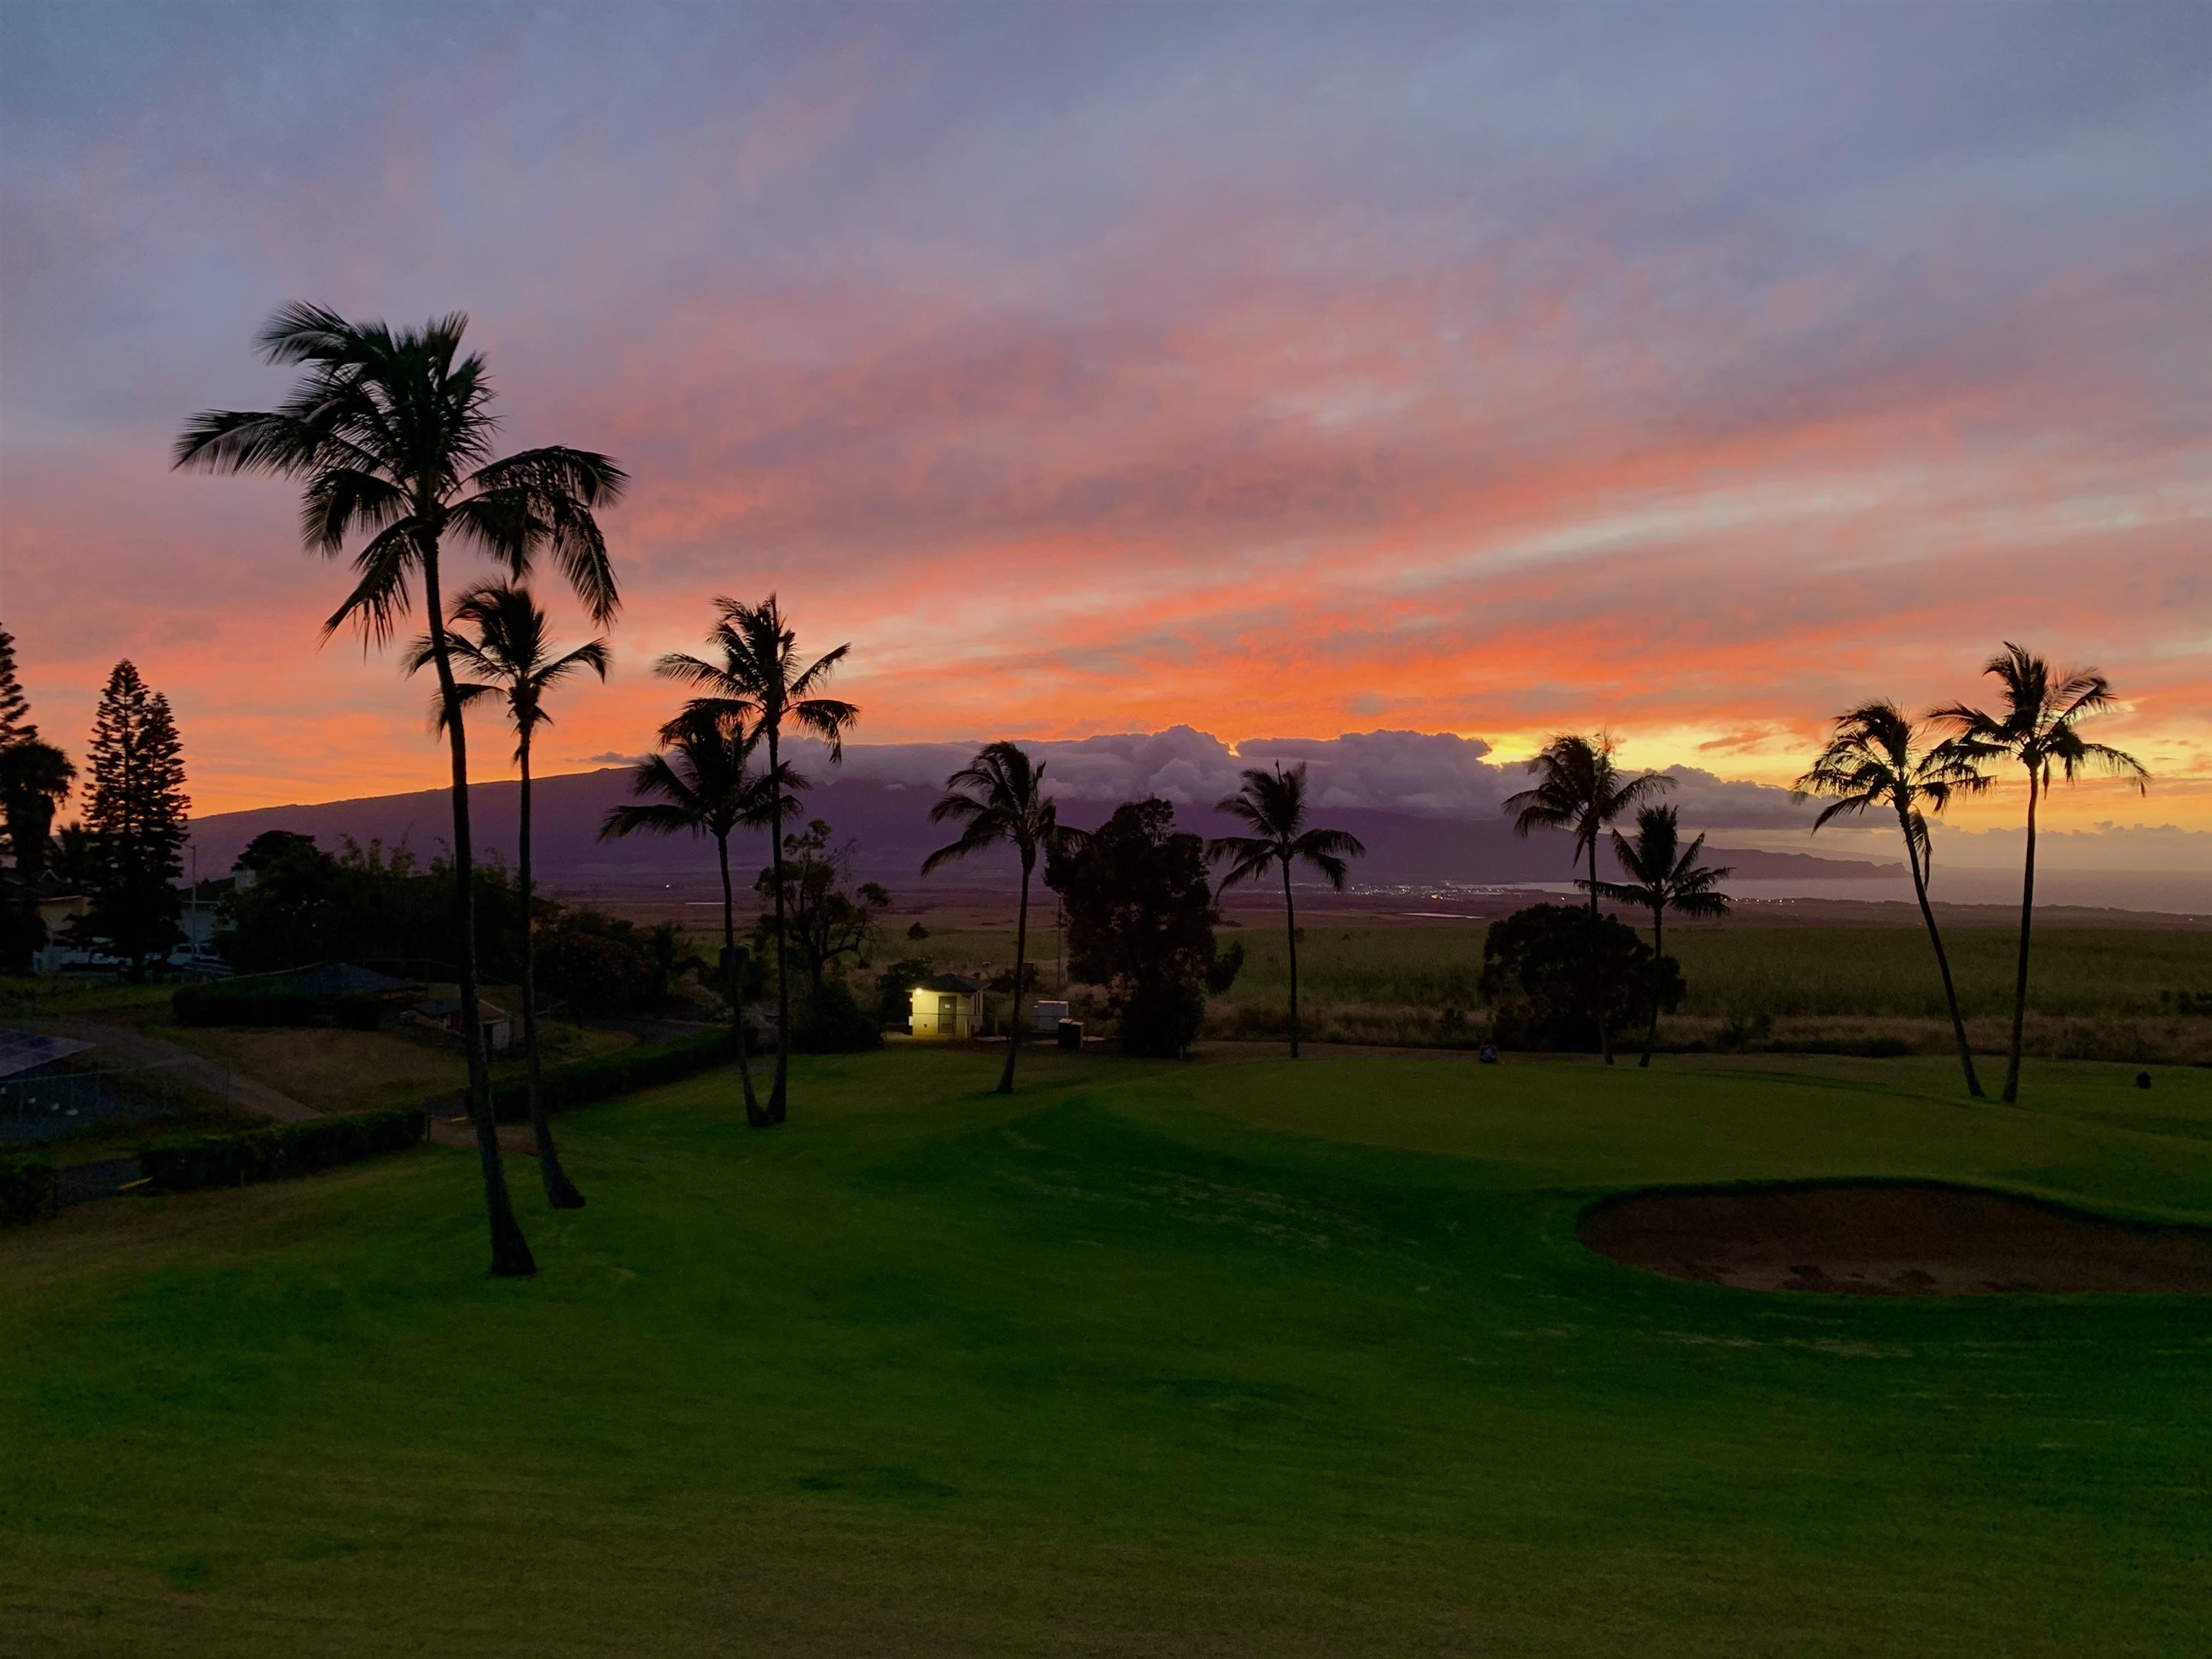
[1208,763,1366,1058]
[1794,701,1988,1097]
[1934,645,2148,1103]
[1503,734,1672,1064]
[922,742,1087,1093]
[409,584,607,1209]
[1586,804,1731,1066]
[601,711,792,1126]
[174,303,626,1277]
[1,740,75,882]
[656,595,856,1126]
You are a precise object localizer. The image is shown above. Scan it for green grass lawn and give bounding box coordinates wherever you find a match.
[4,1048,2209,1655]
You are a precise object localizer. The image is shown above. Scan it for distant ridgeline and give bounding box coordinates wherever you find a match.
[186,770,1897,896]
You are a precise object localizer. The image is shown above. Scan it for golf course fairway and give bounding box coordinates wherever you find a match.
[3,1048,2208,1656]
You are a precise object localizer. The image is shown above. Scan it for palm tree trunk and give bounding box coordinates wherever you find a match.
[998,848,1032,1094]
[420,536,534,1277]
[1587,835,1613,1064]
[765,721,790,1126]
[519,729,583,1208]
[719,830,761,1120]
[1902,806,1983,1098]
[1282,856,1300,1059]
[1641,902,1660,1068]
[2004,764,2040,1104]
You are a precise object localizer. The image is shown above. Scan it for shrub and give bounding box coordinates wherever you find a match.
[1480,904,1681,1052]
[0,1154,58,1226]
[484,1029,742,1122]
[791,979,882,1053]
[138,1105,426,1194]
[172,985,385,1030]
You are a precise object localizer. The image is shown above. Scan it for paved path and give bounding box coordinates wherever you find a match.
[4,1017,322,1123]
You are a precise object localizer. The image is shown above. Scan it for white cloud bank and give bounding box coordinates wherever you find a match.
[783,726,1825,832]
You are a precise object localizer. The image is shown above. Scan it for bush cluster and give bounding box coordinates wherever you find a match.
[138,1106,425,1193]
[484,1028,740,1123]
[0,1154,58,1226]
[172,985,385,1030]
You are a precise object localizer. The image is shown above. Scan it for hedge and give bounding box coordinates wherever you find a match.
[485,1028,740,1123]
[138,1106,426,1194]
[172,986,385,1030]
[0,1154,58,1226]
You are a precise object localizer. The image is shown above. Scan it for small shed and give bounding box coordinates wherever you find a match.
[408,996,514,1053]
[908,974,980,1040]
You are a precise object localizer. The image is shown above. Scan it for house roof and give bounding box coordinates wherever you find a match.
[278,962,419,996]
[914,974,979,994]
[413,997,510,1022]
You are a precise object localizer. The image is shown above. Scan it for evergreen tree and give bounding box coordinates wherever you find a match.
[76,661,190,976]
[0,624,35,749]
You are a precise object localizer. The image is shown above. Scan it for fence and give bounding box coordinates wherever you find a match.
[0,1057,235,1146]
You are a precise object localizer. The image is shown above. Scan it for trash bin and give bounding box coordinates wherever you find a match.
[1056,1019,1084,1051]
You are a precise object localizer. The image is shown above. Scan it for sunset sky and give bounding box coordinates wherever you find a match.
[3,3,2207,845]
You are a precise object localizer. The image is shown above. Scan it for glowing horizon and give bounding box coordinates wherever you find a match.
[3,4,2206,840]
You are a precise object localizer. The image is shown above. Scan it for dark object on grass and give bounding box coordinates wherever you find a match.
[1057,1020,1082,1051]
[2136,1071,2152,1089]
[0,1153,58,1226]
[1479,1042,1498,1065]
[138,1107,426,1195]
[174,983,387,1030]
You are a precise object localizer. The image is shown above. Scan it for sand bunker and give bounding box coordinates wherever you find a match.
[1580,1182,2212,1295]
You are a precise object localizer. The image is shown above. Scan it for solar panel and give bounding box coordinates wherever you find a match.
[0,1031,97,1080]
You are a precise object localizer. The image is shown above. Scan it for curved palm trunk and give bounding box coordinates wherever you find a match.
[1587,835,1613,1064]
[1901,806,1983,1098]
[764,721,790,1127]
[998,848,1033,1094]
[519,729,584,1208]
[717,831,763,1122]
[1282,856,1301,1059]
[1640,903,1661,1068]
[421,538,534,1276]
[2004,765,2041,1104]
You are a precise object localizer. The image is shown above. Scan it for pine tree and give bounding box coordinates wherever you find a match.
[78,660,190,976]
[0,624,35,748]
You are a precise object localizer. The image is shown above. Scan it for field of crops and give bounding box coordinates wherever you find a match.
[899,922,2212,1062]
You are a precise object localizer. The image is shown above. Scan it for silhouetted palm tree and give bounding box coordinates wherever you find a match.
[657,595,856,1126]
[1794,701,1987,1097]
[1208,763,1366,1059]
[1503,734,1672,1064]
[1587,804,1731,1066]
[175,303,626,1277]
[1,740,75,884]
[1935,645,2148,1103]
[410,584,607,1209]
[601,711,792,1125]
[923,742,1087,1092]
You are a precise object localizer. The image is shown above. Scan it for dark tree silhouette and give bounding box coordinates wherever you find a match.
[656,595,855,1126]
[601,711,791,1125]
[1206,763,1365,1059]
[1794,701,1987,1096]
[410,584,607,1210]
[1586,804,1730,1065]
[923,742,1085,1092]
[1503,734,1672,1064]
[1934,645,2147,1103]
[0,624,35,749]
[176,302,628,1277]
[77,662,189,979]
